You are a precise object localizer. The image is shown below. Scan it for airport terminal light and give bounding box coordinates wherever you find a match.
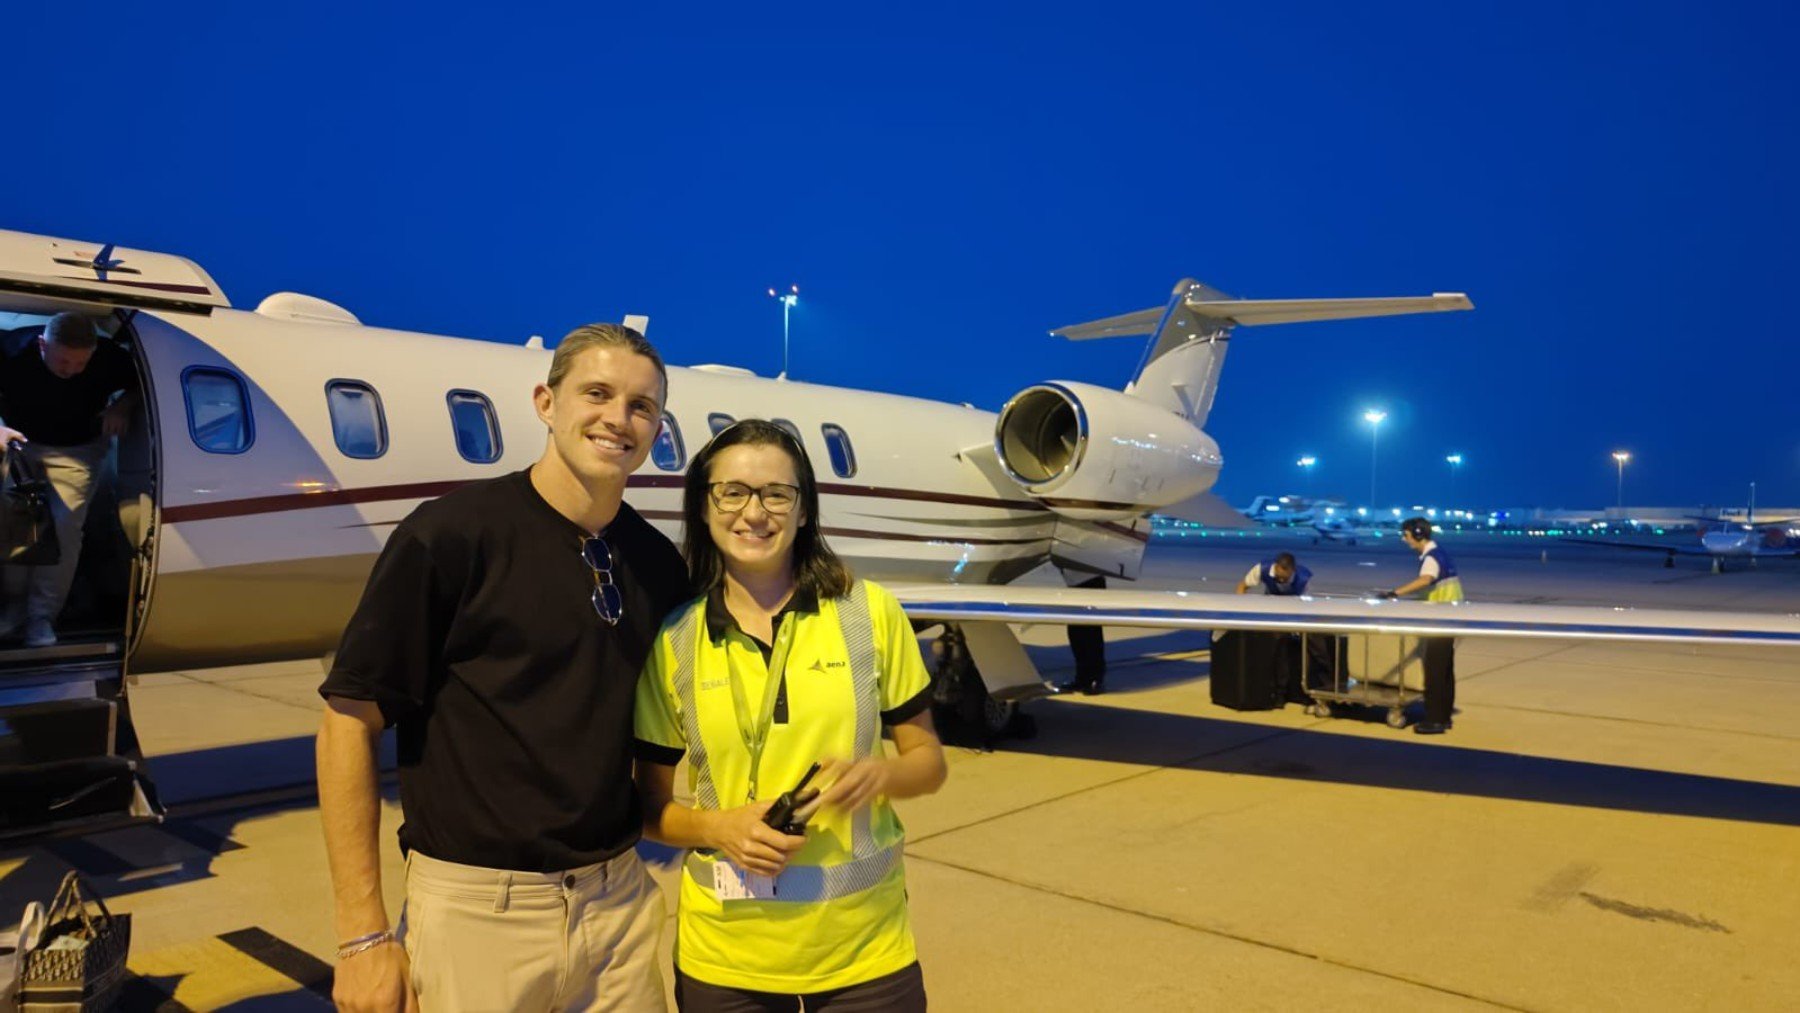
[1297,455,1317,494]
[1446,453,1463,504]
[1612,451,1630,511]
[769,284,799,379]
[1363,410,1387,508]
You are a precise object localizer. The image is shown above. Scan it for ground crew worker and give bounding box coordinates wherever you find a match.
[1060,572,1107,695]
[635,419,947,1011]
[1383,517,1464,734]
[1236,551,1312,595]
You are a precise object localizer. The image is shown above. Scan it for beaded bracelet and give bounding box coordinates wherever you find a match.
[337,929,395,959]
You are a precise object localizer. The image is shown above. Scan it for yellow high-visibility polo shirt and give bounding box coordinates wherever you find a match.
[634,578,933,993]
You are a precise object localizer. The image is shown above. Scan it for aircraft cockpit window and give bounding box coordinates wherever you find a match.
[447,390,503,463]
[821,424,857,478]
[652,413,686,471]
[326,380,388,459]
[772,418,803,443]
[707,413,736,437]
[182,367,253,454]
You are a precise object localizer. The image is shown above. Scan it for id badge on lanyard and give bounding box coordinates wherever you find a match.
[727,613,800,804]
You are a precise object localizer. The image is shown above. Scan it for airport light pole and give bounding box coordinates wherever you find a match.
[1363,410,1386,509]
[1445,454,1463,505]
[1612,451,1630,512]
[768,284,799,379]
[1297,456,1317,496]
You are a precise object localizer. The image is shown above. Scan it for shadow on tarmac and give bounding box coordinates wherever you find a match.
[1017,695,1800,828]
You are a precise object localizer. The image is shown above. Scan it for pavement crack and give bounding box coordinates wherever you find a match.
[906,851,1535,1011]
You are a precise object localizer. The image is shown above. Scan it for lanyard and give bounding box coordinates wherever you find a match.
[726,611,800,803]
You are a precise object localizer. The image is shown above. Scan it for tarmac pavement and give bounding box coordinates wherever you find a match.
[2,534,1795,1010]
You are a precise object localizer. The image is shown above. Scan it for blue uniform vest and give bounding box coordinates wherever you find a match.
[1259,560,1312,596]
[1421,545,1464,603]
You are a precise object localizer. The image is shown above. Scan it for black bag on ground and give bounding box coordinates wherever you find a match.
[1210,630,1294,710]
[1,447,60,566]
[18,872,130,1011]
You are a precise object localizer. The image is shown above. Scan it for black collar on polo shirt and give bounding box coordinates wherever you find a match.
[704,584,821,646]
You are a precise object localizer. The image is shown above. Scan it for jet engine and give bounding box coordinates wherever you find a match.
[994,381,1222,521]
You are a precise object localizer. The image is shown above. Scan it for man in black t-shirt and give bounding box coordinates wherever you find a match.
[0,313,139,647]
[318,324,692,1012]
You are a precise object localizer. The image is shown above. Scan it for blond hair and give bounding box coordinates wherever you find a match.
[546,323,667,398]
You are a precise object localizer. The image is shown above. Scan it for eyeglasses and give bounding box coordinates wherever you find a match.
[582,536,623,625]
[708,481,799,514]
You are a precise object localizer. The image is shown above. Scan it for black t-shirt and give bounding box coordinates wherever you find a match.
[0,340,138,447]
[319,469,692,872]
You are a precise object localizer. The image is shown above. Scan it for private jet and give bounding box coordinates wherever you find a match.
[2,228,1795,842]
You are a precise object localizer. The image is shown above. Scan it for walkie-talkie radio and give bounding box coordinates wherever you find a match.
[762,763,822,837]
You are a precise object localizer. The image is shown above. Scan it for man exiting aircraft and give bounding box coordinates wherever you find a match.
[1236,552,1311,596]
[0,312,139,647]
[317,324,692,1012]
[1383,517,1463,735]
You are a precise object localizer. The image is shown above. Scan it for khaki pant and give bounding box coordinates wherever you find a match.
[401,848,667,1013]
[1,438,108,624]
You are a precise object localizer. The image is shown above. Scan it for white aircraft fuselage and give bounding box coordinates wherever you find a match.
[0,228,1478,679]
[132,305,1167,669]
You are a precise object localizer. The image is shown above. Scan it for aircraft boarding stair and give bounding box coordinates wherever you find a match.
[0,639,156,842]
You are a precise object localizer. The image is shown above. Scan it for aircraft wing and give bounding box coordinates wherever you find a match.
[1567,537,1800,559]
[1565,537,1703,555]
[887,584,1800,648]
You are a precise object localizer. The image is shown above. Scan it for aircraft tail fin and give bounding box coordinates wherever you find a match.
[1050,280,1472,427]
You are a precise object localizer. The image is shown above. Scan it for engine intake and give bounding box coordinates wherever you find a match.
[994,382,1221,520]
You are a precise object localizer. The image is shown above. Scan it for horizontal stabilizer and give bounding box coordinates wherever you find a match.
[1190,293,1472,326]
[1051,307,1164,341]
[1051,291,1472,339]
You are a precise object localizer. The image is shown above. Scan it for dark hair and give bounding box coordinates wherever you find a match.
[1402,516,1434,541]
[1274,552,1297,568]
[681,418,853,599]
[45,313,98,351]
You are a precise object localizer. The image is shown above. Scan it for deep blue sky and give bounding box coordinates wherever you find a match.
[6,3,1795,509]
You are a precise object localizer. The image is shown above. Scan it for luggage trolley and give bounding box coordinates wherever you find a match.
[1297,631,1428,728]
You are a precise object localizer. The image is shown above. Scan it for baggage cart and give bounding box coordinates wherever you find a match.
[1297,631,1428,728]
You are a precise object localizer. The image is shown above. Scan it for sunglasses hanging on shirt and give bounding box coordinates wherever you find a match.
[582,536,622,625]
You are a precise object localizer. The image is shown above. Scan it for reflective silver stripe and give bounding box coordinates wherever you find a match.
[838,580,881,856]
[668,607,718,810]
[684,844,901,903]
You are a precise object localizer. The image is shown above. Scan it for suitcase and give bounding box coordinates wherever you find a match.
[1209,630,1293,710]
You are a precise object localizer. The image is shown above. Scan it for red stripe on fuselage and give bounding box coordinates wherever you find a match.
[161,475,1062,525]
